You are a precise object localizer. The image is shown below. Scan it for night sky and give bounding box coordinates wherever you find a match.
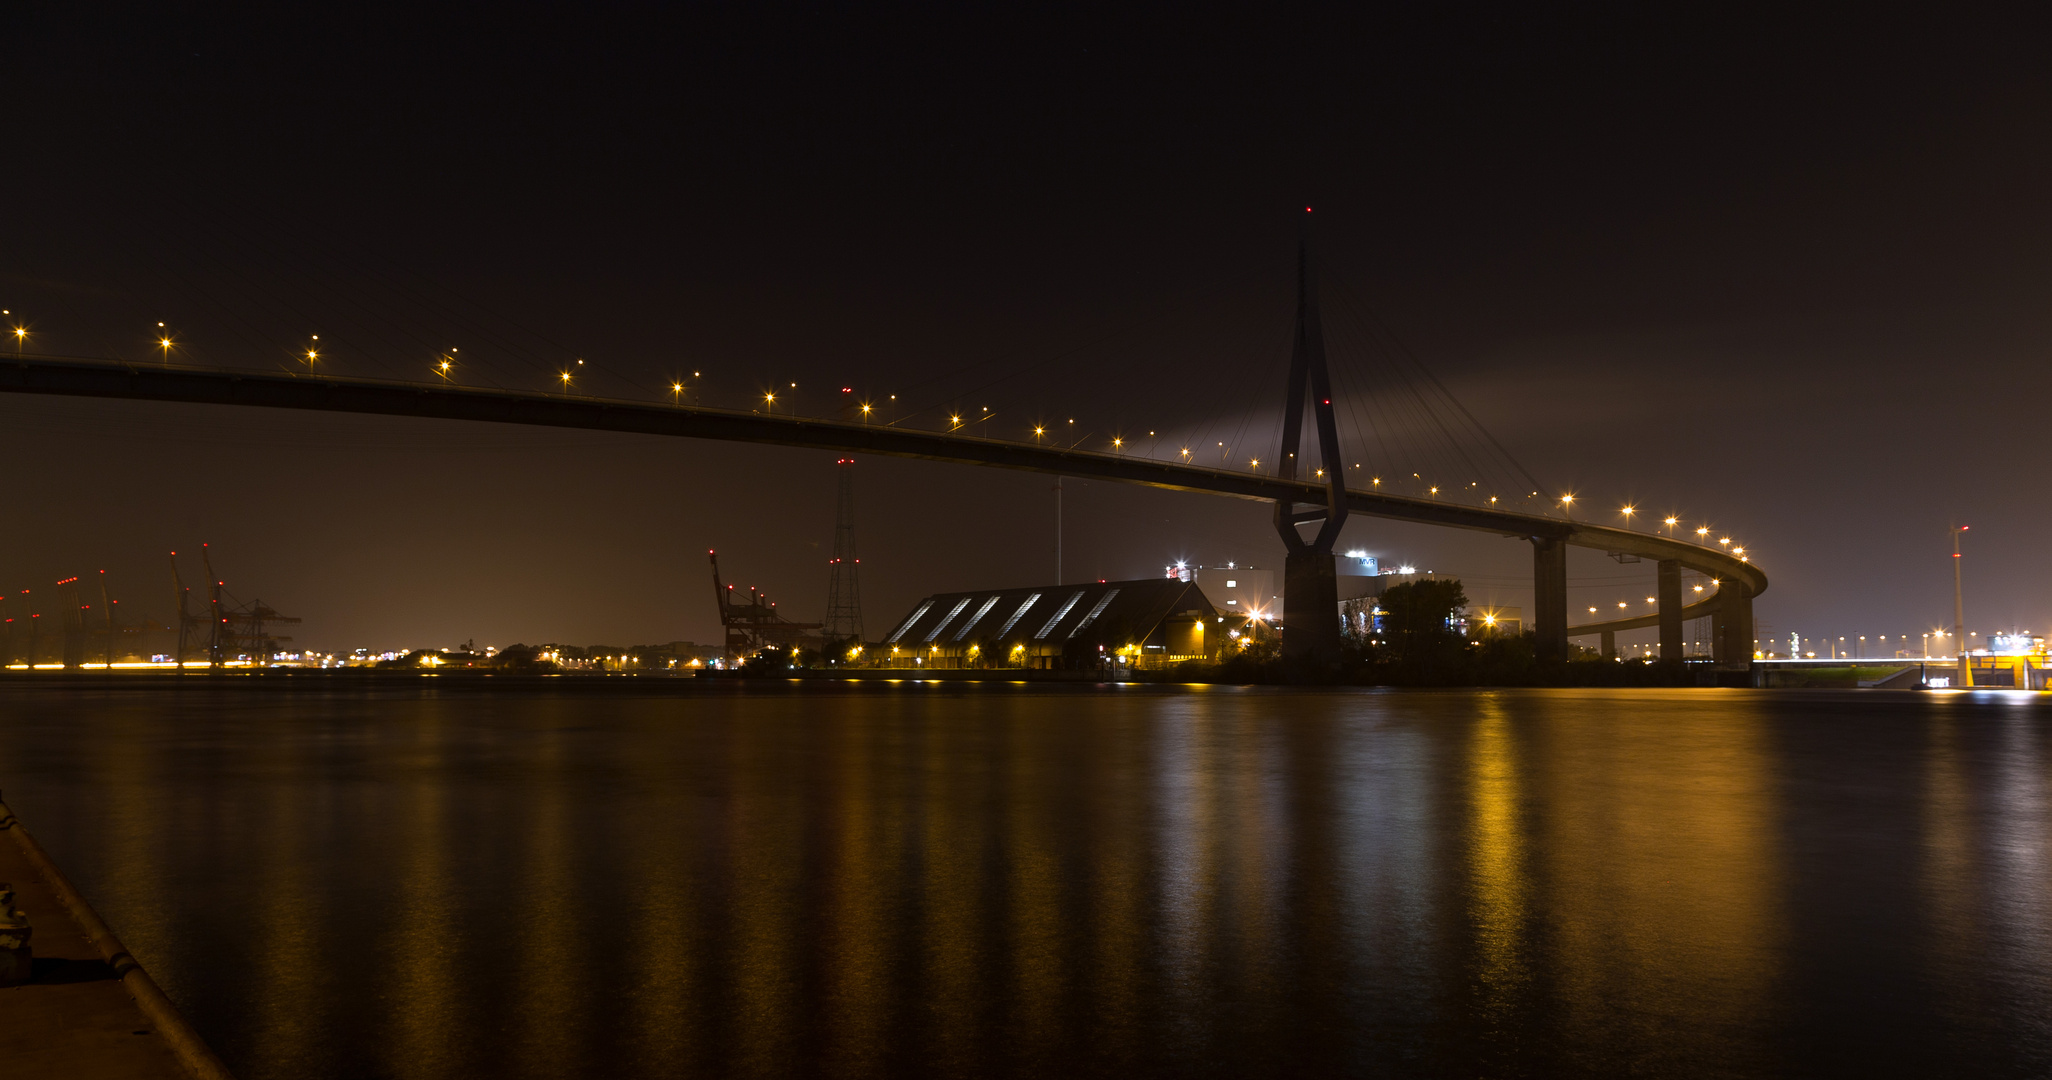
[8,6,2051,652]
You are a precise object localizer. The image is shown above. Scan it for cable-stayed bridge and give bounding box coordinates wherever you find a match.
[0,224,1763,668]
[0,348,1762,670]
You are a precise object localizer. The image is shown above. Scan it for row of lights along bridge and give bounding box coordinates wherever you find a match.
[6,312,1755,562]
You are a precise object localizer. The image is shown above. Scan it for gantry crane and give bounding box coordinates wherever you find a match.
[709,549,821,658]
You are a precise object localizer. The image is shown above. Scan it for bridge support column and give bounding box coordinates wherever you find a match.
[1600,630,1616,660]
[1657,559,1683,662]
[1532,536,1568,662]
[1282,550,1342,663]
[1717,583,1755,676]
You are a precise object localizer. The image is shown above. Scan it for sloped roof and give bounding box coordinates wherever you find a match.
[882,578,1219,647]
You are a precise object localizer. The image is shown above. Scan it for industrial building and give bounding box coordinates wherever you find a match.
[1185,564,1279,619]
[873,577,1228,670]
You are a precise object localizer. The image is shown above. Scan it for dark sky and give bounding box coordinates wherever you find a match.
[7,5,2051,652]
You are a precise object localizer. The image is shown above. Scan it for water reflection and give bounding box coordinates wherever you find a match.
[1528,694,1781,1074]
[1464,698,1529,1034]
[1153,700,1216,1061]
[388,711,462,1080]
[1921,712,1984,1022]
[623,718,701,1071]
[821,710,894,1076]
[1987,710,2052,1049]
[250,750,319,1072]
[919,711,990,1075]
[0,686,2048,1078]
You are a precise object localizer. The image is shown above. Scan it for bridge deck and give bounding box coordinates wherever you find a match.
[0,356,1765,600]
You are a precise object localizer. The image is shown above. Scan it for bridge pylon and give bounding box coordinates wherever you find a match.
[1272,234,1348,664]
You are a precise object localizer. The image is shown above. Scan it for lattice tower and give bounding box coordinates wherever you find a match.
[824,457,864,642]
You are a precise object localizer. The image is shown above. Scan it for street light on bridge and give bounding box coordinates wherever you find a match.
[1621,504,1635,527]
[1560,493,1575,518]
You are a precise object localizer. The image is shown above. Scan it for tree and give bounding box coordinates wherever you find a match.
[1378,578,1468,658]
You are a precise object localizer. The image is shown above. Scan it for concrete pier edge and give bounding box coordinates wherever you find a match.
[0,792,234,1080]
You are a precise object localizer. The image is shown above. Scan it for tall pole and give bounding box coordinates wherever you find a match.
[1952,525,1967,656]
[99,571,114,668]
[1055,476,1062,584]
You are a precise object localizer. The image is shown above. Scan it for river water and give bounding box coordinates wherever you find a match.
[1,683,2048,1078]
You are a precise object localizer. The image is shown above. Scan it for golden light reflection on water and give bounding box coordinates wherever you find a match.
[250,748,318,1070]
[822,710,897,1074]
[1084,718,1145,1066]
[1531,692,1781,1069]
[1224,714,1284,1008]
[515,728,578,1079]
[389,714,460,1080]
[729,720,804,1077]
[1007,712,1065,1065]
[1464,699,1529,1022]
[920,717,989,1075]
[99,713,166,966]
[624,726,699,1070]
[18,688,2052,1079]
[1155,703,1218,1029]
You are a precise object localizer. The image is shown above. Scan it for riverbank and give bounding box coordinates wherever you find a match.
[0,793,231,1079]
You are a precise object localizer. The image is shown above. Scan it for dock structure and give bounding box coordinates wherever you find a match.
[0,792,232,1079]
